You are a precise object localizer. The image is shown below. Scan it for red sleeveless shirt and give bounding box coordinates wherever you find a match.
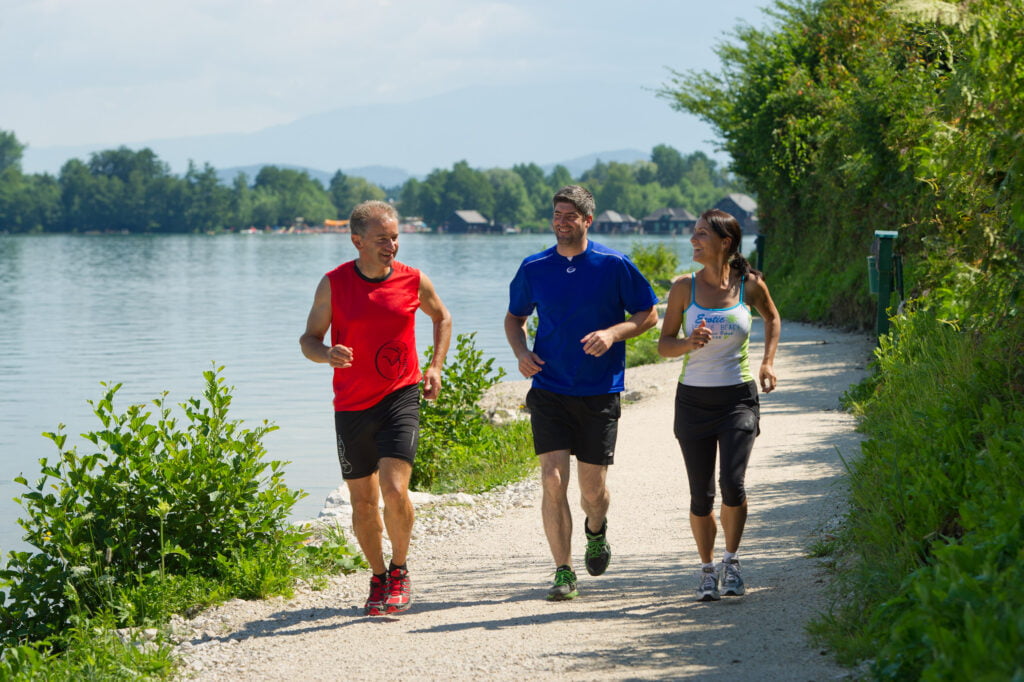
[327,260,422,411]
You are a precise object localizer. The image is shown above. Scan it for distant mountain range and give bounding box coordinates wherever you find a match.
[215,149,650,189]
[21,81,720,182]
[214,164,412,189]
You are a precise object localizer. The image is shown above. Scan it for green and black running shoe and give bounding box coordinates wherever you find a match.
[584,518,611,576]
[547,565,579,601]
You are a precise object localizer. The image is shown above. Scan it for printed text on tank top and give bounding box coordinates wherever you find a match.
[690,271,745,339]
[679,272,754,387]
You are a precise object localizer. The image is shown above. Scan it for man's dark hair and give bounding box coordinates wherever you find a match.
[552,185,595,219]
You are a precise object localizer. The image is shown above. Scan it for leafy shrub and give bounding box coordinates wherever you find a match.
[414,332,535,492]
[0,367,307,645]
[418,420,534,494]
[629,242,679,298]
[0,611,177,680]
[296,521,368,585]
[625,327,663,368]
[622,241,677,369]
[819,306,1024,678]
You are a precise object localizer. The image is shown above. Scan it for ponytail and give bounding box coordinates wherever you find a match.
[730,252,763,281]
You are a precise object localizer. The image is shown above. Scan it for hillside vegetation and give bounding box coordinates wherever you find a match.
[665,1,1023,677]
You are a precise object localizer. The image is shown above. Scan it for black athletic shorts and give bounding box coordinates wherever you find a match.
[334,384,420,480]
[525,387,620,466]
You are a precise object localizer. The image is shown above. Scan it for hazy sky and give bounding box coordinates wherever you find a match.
[2,0,773,152]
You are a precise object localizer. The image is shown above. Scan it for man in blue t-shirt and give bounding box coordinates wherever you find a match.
[504,185,658,601]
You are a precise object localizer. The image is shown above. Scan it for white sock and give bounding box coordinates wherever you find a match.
[702,561,716,571]
[723,551,737,564]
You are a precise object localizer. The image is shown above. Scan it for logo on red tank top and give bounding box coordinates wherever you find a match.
[375,340,410,379]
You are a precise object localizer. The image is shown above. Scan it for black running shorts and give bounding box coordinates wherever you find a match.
[525,387,620,466]
[334,384,420,480]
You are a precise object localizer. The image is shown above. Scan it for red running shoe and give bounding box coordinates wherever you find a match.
[364,574,388,616]
[385,567,412,614]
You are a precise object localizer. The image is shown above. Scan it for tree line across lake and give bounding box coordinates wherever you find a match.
[0,132,746,234]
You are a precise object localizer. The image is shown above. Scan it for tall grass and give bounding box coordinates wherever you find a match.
[814,306,1024,679]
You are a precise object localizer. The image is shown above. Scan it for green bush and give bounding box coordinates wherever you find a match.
[0,573,214,672]
[819,307,1024,678]
[414,332,535,493]
[417,420,534,494]
[629,242,679,298]
[0,613,178,680]
[295,521,368,586]
[0,367,307,645]
[623,241,676,369]
[625,327,663,368]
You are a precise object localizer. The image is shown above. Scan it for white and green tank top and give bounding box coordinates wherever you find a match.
[679,272,754,387]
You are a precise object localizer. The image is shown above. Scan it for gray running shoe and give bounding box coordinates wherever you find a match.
[584,518,611,576]
[547,565,579,601]
[696,565,721,601]
[720,558,745,596]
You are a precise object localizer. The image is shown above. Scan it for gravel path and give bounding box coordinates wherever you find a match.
[172,321,873,681]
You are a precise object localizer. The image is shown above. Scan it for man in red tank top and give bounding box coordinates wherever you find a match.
[300,200,451,615]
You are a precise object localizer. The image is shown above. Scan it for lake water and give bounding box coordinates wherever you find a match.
[0,231,751,554]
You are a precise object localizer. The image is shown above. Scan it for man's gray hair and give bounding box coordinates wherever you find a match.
[552,185,595,219]
[349,200,398,235]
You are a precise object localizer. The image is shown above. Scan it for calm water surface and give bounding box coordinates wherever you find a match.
[0,231,747,553]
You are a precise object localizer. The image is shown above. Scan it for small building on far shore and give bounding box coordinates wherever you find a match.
[714,194,760,235]
[641,207,697,235]
[442,210,499,234]
[592,210,641,234]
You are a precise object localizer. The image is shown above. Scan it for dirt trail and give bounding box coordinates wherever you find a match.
[179,321,873,681]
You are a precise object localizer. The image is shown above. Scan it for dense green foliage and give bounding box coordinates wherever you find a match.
[0,368,364,677]
[666,1,1024,677]
[624,327,662,369]
[665,0,970,327]
[0,136,745,234]
[398,148,745,229]
[832,309,1024,678]
[624,242,681,367]
[414,333,535,493]
[628,241,680,298]
[328,170,386,217]
[0,141,389,233]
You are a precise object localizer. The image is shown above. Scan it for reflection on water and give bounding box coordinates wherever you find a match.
[0,231,749,553]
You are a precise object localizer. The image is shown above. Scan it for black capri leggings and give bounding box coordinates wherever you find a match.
[673,381,759,517]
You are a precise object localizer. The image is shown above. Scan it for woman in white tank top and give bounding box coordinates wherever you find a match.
[658,209,781,601]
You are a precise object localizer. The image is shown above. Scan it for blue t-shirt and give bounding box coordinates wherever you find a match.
[508,240,658,396]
